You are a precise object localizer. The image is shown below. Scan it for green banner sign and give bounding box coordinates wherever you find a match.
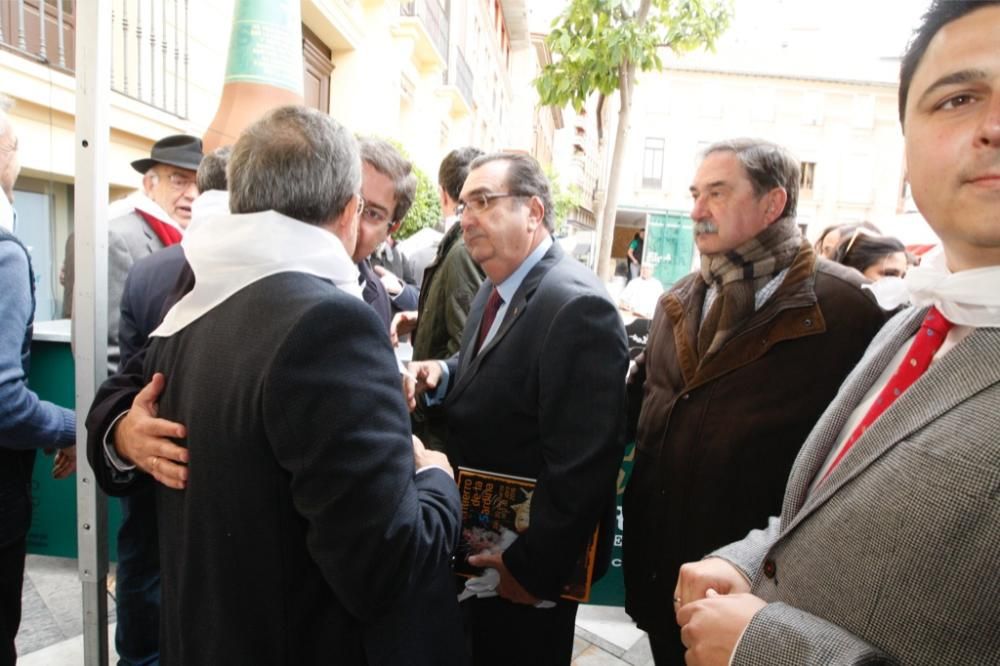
[224,0,303,94]
[586,441,635,606]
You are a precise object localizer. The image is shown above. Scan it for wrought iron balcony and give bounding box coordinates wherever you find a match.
[400,0,448,64]
[0,0,190,119]
[442,46,473,108]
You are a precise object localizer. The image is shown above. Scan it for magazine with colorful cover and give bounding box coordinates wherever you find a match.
[455,466,599,603]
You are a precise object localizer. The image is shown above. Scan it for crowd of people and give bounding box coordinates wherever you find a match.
[0,0,997,664]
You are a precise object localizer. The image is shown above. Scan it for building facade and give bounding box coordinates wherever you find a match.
[2,0,552,321]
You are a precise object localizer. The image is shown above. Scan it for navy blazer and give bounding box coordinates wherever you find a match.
[444,243,628,600]
[118,244,187,370]
[146,272,461,664]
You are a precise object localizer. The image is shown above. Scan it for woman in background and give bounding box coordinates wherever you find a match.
[833,231,908,280]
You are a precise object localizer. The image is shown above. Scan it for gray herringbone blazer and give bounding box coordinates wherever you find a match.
[714,306,1000,665]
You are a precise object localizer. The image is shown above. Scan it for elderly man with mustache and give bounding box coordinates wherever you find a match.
[622,138,887,664]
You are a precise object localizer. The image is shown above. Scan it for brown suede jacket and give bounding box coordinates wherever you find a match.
[623,242,887,639]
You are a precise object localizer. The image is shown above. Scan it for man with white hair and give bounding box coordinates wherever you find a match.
[0,94,76,666]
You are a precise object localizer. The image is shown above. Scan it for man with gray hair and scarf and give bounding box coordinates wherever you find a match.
[622,138,886,663]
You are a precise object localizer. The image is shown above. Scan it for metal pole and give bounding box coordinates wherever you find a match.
[74,1,112,664]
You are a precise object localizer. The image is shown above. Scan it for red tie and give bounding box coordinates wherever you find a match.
[476,287,503,354]
[820,306,953,483]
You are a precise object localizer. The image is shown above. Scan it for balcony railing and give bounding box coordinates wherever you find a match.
[0,0,190,119]
[453,47,472,107]
[441,46,472,108]
[400,0,448,65]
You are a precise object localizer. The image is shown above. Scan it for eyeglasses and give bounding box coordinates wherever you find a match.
[360,201,393,226]
[456,192,530,218]
[355,195,366,216]
[155,171,196,192]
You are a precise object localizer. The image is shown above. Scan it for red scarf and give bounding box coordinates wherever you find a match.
[137,210,183,246]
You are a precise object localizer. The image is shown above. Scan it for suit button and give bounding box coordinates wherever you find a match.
[763,559,776,579]
[650,571,658,582]
[681,393,690,400]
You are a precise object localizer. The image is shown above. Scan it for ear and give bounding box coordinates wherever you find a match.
[324,194,361,255]
[525,195,545,231]
[142,170,157,196]
[439,186,450,209]
[764,187,788,225]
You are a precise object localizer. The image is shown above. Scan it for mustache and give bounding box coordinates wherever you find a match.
[693,221,719,234]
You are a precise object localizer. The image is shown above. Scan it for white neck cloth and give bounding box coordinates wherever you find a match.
[864,247,1000,327]
[109,191,183,230]
[151,209,362,338]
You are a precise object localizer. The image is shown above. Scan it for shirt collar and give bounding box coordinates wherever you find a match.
[495,234,552,304]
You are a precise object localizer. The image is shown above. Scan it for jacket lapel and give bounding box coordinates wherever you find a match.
[786,308,1000,530]
[448,244,562,401]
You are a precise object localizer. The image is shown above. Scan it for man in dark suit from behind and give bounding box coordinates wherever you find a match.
[127,106,461,664]
[409,152,628,665]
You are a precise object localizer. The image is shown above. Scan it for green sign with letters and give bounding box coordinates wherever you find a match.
[224,0,303,93]
[586,442,635,606]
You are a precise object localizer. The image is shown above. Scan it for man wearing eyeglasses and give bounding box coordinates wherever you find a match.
[353,137,419,331]
[409,152,628,665]
[64,134,203,374]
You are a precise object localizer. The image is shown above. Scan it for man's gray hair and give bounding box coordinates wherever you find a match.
[196,145,232,193]
[702,138,800,220]
[357,137,416,223]
[468,152,555,232]
[228,106,360,225]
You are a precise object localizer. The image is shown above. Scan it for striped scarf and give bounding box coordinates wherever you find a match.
[697,216,802,359]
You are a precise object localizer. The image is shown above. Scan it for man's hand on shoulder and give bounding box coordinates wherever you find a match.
[115,373,190,490]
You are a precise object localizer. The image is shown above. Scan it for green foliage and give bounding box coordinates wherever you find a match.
[396,162,441,240]
[546,166,584,232]
[535,0,733,111]
[383,139,442,240]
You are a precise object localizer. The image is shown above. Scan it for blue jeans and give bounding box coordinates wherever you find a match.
[115,485,160,666]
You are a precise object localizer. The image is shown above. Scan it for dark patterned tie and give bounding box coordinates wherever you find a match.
[475,287,504,354]
[819,306,953,483]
